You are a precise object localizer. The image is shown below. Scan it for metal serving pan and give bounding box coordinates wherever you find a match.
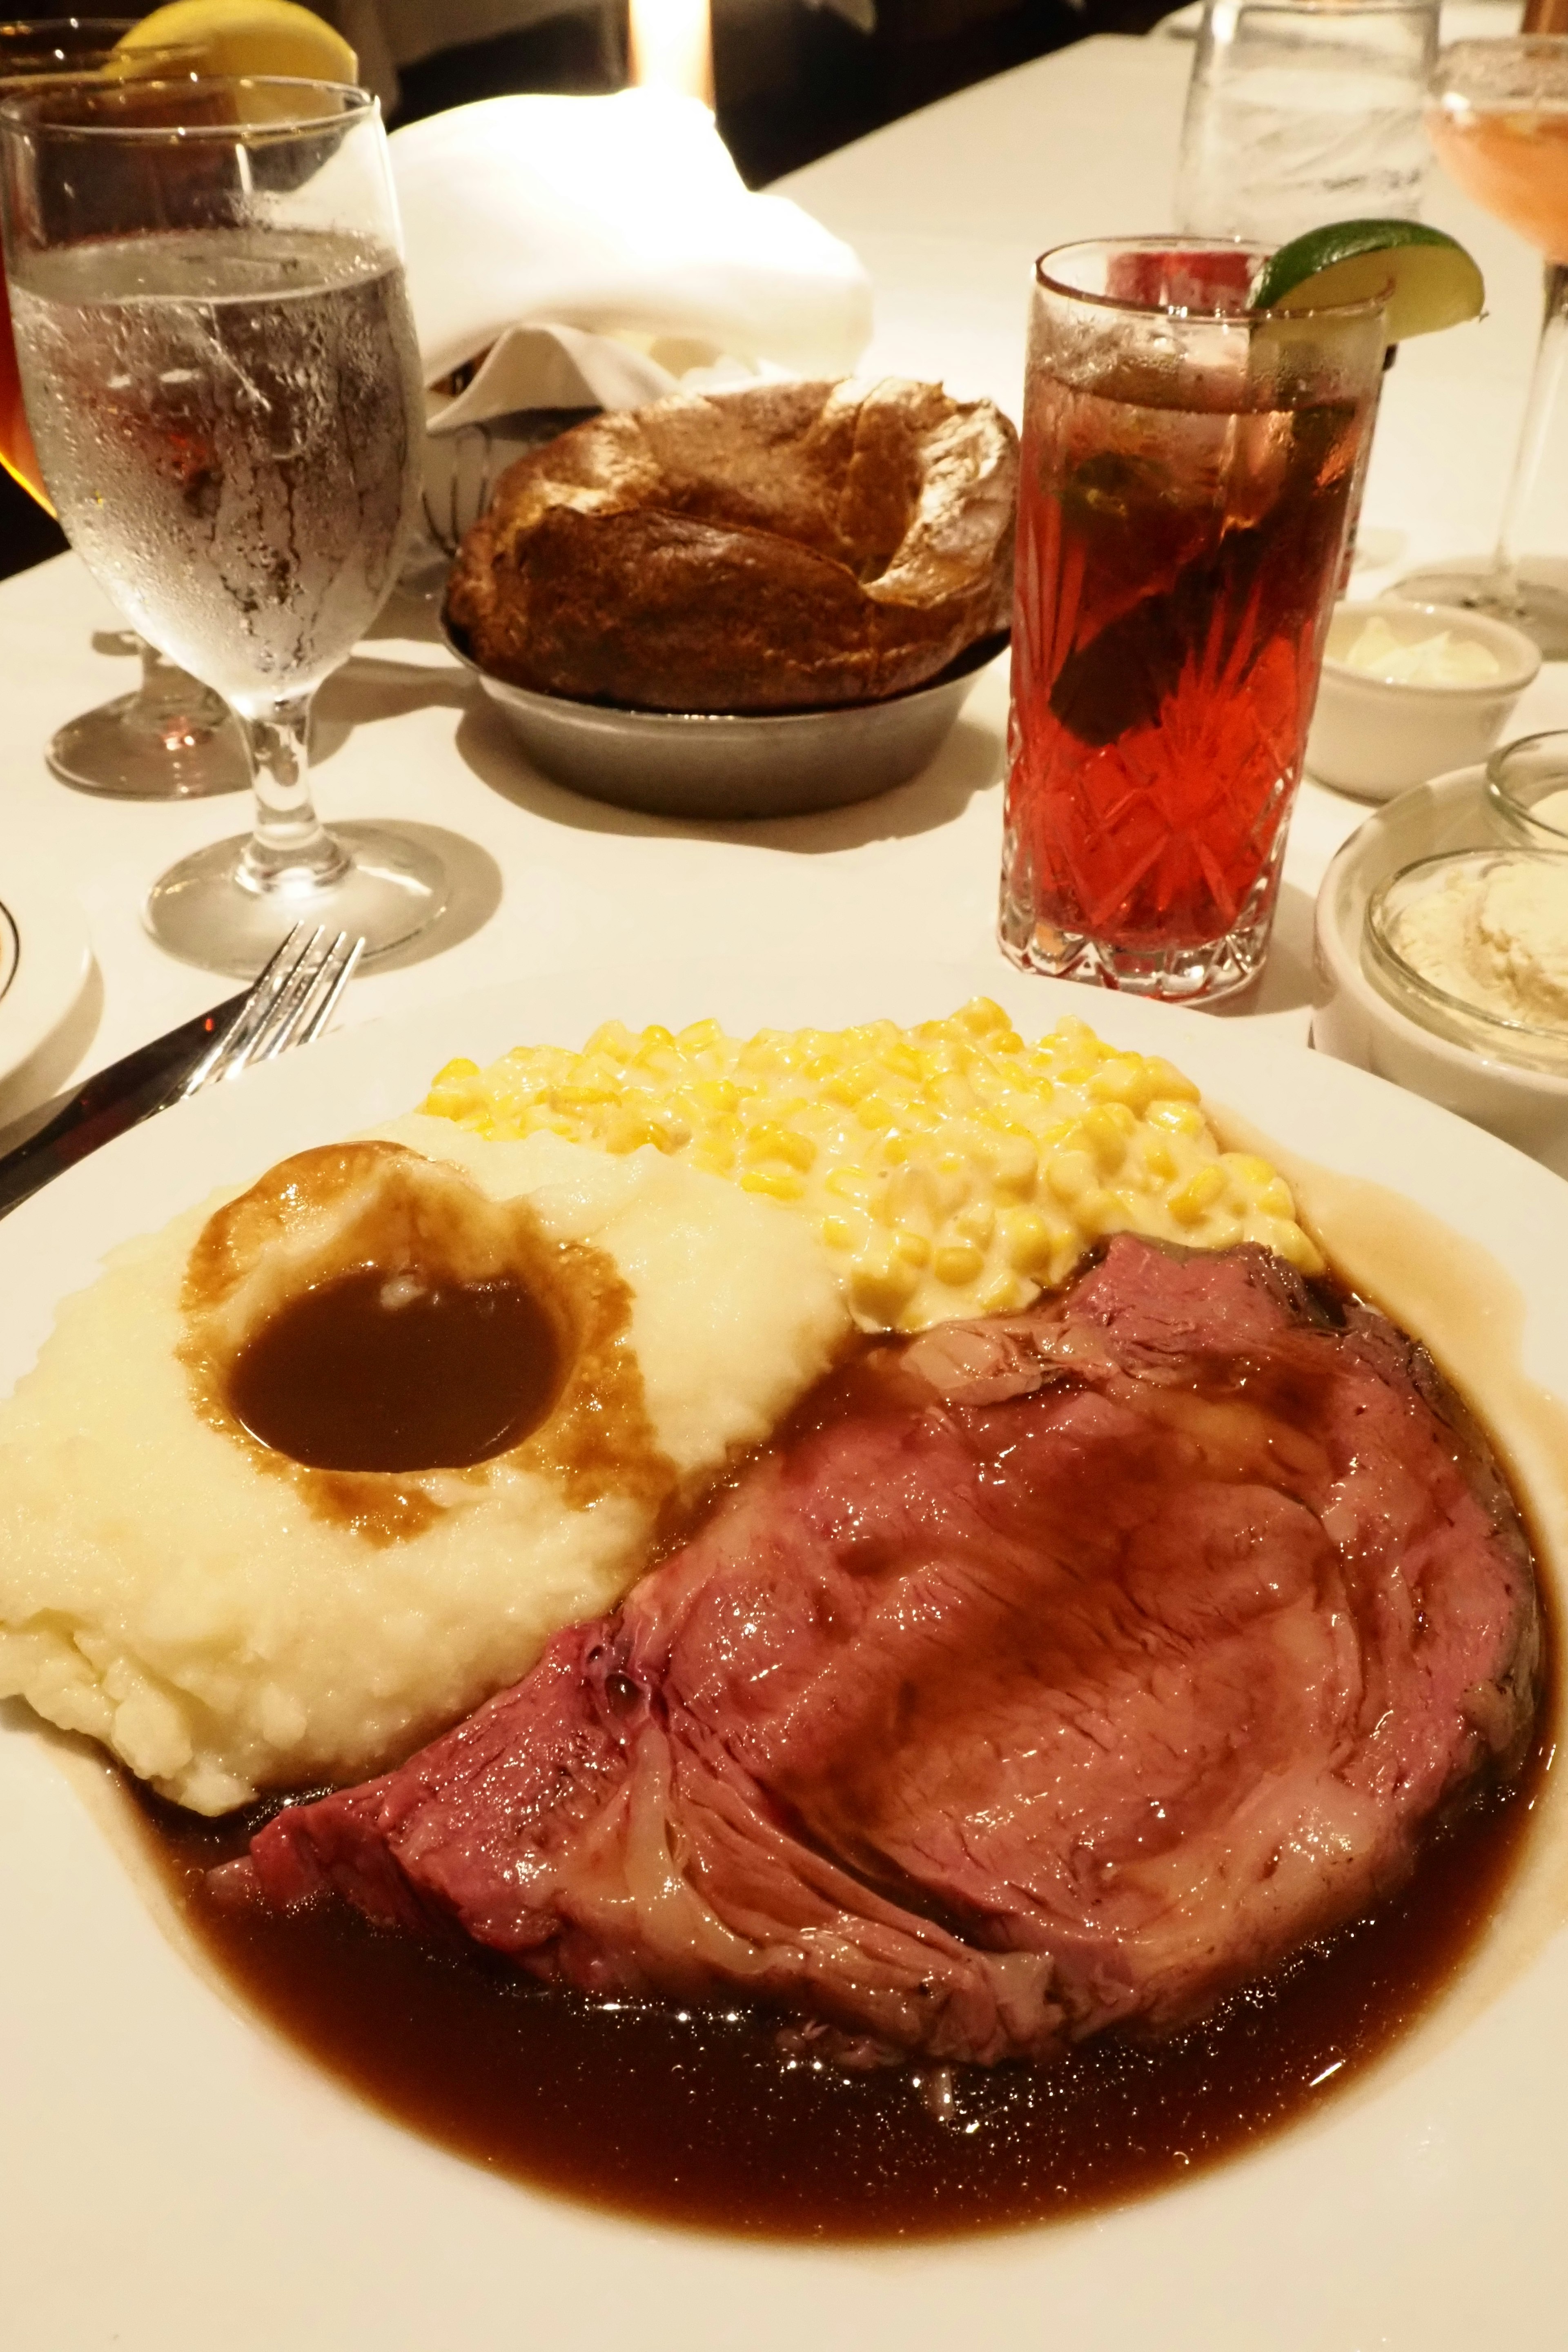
[441,610,1007,822]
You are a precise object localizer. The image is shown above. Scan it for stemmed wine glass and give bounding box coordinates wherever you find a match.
[0,74,448,971]
[0,19,244,797]
[1405,36,1568,652]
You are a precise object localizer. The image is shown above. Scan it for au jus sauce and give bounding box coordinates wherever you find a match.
[139,1759,1544,2243]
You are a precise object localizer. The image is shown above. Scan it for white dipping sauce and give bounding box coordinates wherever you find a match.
[1391,862,1568,1031]
[1345,615,1501,686]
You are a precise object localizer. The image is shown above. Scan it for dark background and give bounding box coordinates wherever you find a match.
[392,0,1170,183]
[0,0,1173,577]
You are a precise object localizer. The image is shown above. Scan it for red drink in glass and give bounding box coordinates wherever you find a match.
[1000,239,1386,1000]
[0,268,48,503]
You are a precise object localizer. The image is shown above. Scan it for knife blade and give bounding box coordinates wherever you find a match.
[0,986,249,1222]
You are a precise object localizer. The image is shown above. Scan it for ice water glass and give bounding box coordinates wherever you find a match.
[1176,0,1439,245]
[0,20,244,800]
[0,76,445,970]
[999,238,1388,1001]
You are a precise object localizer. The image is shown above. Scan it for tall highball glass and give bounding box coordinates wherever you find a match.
[0,75,445,969]
[1000,239,1387,1001]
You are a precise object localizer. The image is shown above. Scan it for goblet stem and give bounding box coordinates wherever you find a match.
[130,636,232,752]
[235,690,350,897]
[144,673,445,970]
[45,628,248,799]
[1488,261,1568,612]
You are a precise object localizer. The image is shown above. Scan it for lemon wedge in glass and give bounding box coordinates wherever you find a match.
[112,0,357,83]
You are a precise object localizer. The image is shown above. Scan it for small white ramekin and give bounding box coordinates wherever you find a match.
[1313,764,1568,1176]
[1305,600,1540,801]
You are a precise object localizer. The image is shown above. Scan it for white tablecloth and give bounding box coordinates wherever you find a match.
[3,32,1566,1130]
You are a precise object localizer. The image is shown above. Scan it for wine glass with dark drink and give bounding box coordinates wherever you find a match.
[0,74,446,969]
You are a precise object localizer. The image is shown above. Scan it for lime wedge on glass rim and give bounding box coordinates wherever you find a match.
[1250,219,1485,341]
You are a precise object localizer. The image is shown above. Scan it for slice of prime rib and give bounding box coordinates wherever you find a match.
[219,1235,1541,2068]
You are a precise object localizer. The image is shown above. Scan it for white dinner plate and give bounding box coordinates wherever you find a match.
[4,955,1568,2352]
[0,864,91,1096]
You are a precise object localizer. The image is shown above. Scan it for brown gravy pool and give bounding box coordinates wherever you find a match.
[135,1752,1543,2243]
[226,1266,563,1472]
[125,1221,1557,2245]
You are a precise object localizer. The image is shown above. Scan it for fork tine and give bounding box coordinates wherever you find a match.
[250,930,361,1065]
[179,922,317,1096]
[297,933,364,1044]
[181,922,364,1097]
[228,931,338,1075]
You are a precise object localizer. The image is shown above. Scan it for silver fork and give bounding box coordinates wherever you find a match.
[182,924,365,1092]
[0,924,365,1221]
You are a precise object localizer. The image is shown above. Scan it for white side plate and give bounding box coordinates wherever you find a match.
[0,865,92,1095]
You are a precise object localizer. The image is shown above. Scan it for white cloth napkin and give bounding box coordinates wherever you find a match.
[428,323,681,435]
[389,87,874,409]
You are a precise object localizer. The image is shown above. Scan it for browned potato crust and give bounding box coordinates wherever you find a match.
[448,378,1018,712]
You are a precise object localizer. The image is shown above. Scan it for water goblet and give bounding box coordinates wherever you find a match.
[0,19,244,797]
[0,74,447,970]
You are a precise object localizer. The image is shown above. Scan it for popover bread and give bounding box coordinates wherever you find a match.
[448,377,1018,712]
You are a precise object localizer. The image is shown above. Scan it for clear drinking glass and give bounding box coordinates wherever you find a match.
[1403,37,1568,654]
[1175,0,1439,245]
[0,75,447,971]
[999,238,1388,1001]
[0,20,244,799]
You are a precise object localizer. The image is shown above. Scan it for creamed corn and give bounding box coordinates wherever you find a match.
[423,1000,1319,1332]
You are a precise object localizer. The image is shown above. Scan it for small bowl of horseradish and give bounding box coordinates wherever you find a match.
[1364,847,1568,1076]
[1306,599,1540,801]
[1313,764,1568,1176]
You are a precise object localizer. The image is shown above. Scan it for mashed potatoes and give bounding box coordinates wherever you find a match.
[0,1122,846,1813]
